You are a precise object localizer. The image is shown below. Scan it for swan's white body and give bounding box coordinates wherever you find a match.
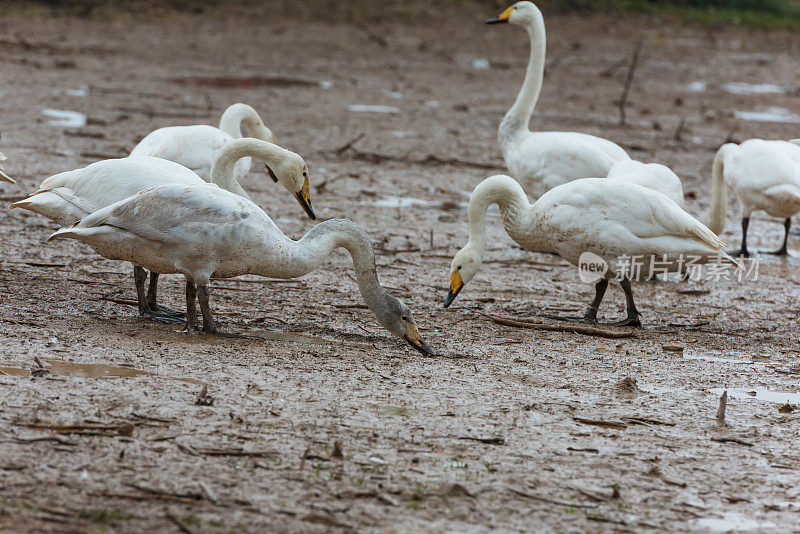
[446,176,736,321]
[0,152,15,183]
[129,103,275,181]
[607,160,685,208]
[708,139,800,234]
[490,2,629,199]
[49,184,432,354]
[11,157,202,225]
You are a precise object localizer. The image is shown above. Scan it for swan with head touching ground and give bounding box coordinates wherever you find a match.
[0,152,15,183]
[707,139,800,257]
[444,175,737,326]
[130,103,276,182]
[49,183,434,355]
[11,138,314,319]
[486,2,630,199]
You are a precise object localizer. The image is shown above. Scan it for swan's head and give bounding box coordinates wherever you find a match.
[375,295,435,356]
[240,110,276,146]
[444,244,483,308]
[486,1,541,27]
[272,150,316,220]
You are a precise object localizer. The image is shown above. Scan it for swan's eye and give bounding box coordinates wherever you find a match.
[457,265,462,270]
[401,315,409,322]
[302,171,308,177]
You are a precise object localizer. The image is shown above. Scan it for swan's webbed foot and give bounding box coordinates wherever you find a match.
[601,313,642,328]
[147,304,185,318]
[140,309,186,324]
[765,246,789,256]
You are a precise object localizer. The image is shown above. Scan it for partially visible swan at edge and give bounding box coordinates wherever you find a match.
[130,103,276,182]
[707,139,800,256]
[607,160,685,208]
[49,183,435,355]
[0,152,15,183]
[11,138,314,318]
[486,2,630,199]
[444,175,737,326]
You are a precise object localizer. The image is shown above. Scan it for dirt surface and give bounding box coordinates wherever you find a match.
[1,6,800,533]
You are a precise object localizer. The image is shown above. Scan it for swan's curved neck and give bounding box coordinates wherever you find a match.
[707,144,733,235]
[218,104,256,139]
[466,175,531,258]
[209,138,288,200]
[500,15,546,149]
[276,219,389,314]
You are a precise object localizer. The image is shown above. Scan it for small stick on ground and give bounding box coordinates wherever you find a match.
[618,40,643,125]
[716,390,727,426]
[481,313,636,339]
[166,511,197,534]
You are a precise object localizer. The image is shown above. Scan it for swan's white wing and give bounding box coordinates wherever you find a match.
[512,132,630,197]
[130,125,248,181]
[74,183,273,245]
[607,160,685,207]
[535,179,726,265]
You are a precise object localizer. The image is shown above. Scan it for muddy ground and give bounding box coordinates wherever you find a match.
[1,4,800,533]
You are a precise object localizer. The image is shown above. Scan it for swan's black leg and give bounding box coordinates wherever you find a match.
[730,217,750,257]
[146,272,184,317]
[133,265,183,324]
[540,279,608,323]
[184,280,198,331]
[767,218,791,256]
[196,284,262,340]
[602,278,641,327]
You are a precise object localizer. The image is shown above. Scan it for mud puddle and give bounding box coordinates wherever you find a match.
[710,387,800,404]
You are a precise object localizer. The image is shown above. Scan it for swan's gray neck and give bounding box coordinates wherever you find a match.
[499,16,546,151]
[281,219,389,316]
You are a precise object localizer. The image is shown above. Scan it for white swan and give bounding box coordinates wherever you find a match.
[486,2,630,199]
[49,183,434,355]
[130,103,276,182]
[0,152,15,183]
[444,175,737,326]
[607,160,685,208]
[707,139,800,256]
[11,138,314,317]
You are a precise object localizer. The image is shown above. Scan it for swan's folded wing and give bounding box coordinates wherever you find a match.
[73,183,264,245]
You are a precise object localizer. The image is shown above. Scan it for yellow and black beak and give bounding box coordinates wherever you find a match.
[294,175,316,220]
[486,6,514,24]
[403,322,435,356]
[444,270,464,308]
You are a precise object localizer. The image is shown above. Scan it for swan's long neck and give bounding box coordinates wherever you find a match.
[218,103,255,139]
[209,138,288,200]
[707,143,734,235]
[466,175,531,259]
[277,219,389,314]
[499,14,546,151]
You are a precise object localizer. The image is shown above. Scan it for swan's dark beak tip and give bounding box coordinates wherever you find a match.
[485,17,506,24]
[405,335,435,356]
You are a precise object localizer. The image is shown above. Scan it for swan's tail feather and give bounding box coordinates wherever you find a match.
[0,168,15,183]
[48,226,100,243]
[707,143,736,235]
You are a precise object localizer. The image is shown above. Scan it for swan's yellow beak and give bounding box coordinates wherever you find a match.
[404,322,435,356]
[294,175,316,220]
[444,270,464,308]
[486,6,514,24]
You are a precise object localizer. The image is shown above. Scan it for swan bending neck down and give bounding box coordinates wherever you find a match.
[49,184,433,355]
[0,153,15,183]
[486,2,629,198]
[445,175,737,326]
[11,138,314,321]
[217,103,275,143]
[707,140,800,257]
